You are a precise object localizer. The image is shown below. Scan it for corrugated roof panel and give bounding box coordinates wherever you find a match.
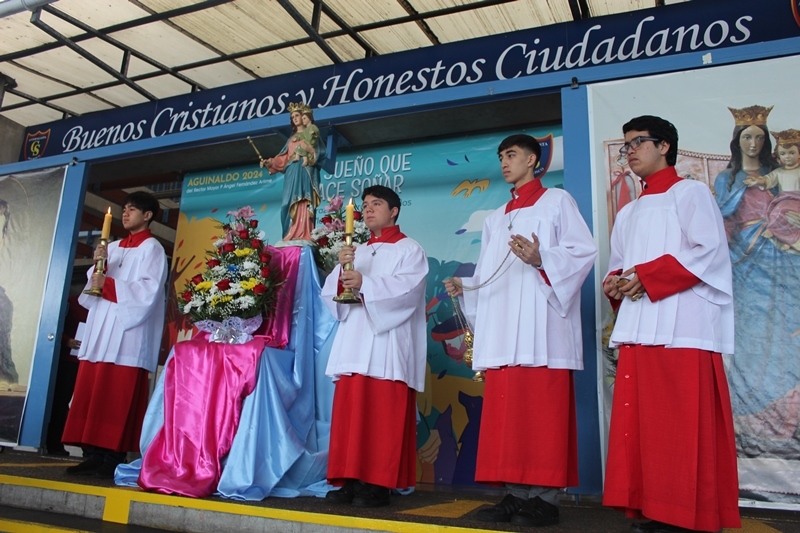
[360,22,436,54]
[179,61,254,88]
[2,101,63,127]
[0,62,71,98]
[326,34,372,63]
[166,0,308,54]
[0,11,57,54]
[55,0,152,30]
[238,42,334,78]
[124,55,161,77]
[110,21,220,68]
[423,2,566,43]
[286,0,350,34]
[49,92,114,114]
[321,0,412,26]
[92,84,150,108]
[74,37,126,74]
[585,0,689,17]
[14,46,117,87]
[137,74,194,99]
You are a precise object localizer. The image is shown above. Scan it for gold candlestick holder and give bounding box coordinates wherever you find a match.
[83,237,108,297]
[333,232,362,305]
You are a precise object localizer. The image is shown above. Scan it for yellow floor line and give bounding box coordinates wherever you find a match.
[399,499,488,518]
[0,518,87,533]
[0,463,74,468]
[0,475,502,533]
[732,518,782,533]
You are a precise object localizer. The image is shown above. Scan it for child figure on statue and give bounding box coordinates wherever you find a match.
[745,129,800,251]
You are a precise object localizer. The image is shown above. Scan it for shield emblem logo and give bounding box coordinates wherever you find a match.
[534,134,554,179]
[24,129,50,160]
[794,0,800,28]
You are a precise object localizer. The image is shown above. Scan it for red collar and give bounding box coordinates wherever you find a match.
[119,229,153,248]
[367,225,406,245]
[505,179,546,214]
[639,166,682,197]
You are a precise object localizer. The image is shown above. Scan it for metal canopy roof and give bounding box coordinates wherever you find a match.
[1,0,687,266]
[0,0,686,128]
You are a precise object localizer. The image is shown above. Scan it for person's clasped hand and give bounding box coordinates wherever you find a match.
[338,245,356,267]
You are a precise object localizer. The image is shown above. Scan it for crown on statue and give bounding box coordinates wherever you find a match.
[288,101,311,114]
[771,129,800,146]
[727,105,773,127]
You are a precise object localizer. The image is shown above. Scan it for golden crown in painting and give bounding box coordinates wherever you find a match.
[727,105,773,127]
[288,101,311,114]
[771,129,800,146]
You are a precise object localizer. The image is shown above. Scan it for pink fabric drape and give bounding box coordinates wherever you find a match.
[137,246,304,497]
[138,333,266,497]
[257,245,301,348]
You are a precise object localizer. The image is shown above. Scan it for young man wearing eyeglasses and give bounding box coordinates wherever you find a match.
[602,116,740,533]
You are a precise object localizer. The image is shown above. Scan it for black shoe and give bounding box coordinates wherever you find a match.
[92,462,119,479]
[630,520,719,533]
[510,496,560,526]
[46,446,70,457]
[325,480,361,504]
[65,456,102,476]
[475,494,525,523]
[352,484,390,508]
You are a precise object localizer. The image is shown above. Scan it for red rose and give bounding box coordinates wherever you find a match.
[260,266,271,278]
[253,283,267,295]
[222,243,235,253]
[191,274,204,285]
[216,279,231,291]
[353,210,362,220]
[320,215,333,225]
[260,253,271,264]
[207,258,221,268]
[181,291,193,302]
[238,229,250,239]
[249,219,258,228]
[251,239,263,249]
[317,236,329,247]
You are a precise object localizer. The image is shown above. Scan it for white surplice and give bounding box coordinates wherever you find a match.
[78,237,168,372]
[461,189,597,371]
[322,237,428,392]
[607,179,734,353]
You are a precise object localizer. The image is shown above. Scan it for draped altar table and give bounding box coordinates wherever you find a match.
[115,246,338,500]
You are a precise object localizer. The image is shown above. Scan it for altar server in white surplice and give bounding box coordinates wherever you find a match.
[602,115,739,533]
[63,191,167,479]
[444,134,596,528]
[321,185,427,509]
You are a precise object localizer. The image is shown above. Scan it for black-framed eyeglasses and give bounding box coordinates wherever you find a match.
[618,136,660,155]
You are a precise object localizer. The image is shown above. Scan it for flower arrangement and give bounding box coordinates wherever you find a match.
[178,206,279,324]
[311,196,370,272]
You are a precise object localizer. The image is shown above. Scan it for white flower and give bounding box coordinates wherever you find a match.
[236,295,255,309]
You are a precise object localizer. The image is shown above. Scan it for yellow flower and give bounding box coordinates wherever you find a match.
[195,281,213,291]
[233,247,253,257]
[210,294,233,307]
[240,278,258,291]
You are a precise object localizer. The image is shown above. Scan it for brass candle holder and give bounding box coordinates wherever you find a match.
[83,237,108,297]
[332,232,362,305]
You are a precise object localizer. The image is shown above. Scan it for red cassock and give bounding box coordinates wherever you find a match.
[476,366,579,488]
[62,361,149,452]
[327,374,417,489]
[603,346,740,531]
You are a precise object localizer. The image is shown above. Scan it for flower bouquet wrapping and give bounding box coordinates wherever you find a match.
[178,206,280,343]
[311,196,370,272]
